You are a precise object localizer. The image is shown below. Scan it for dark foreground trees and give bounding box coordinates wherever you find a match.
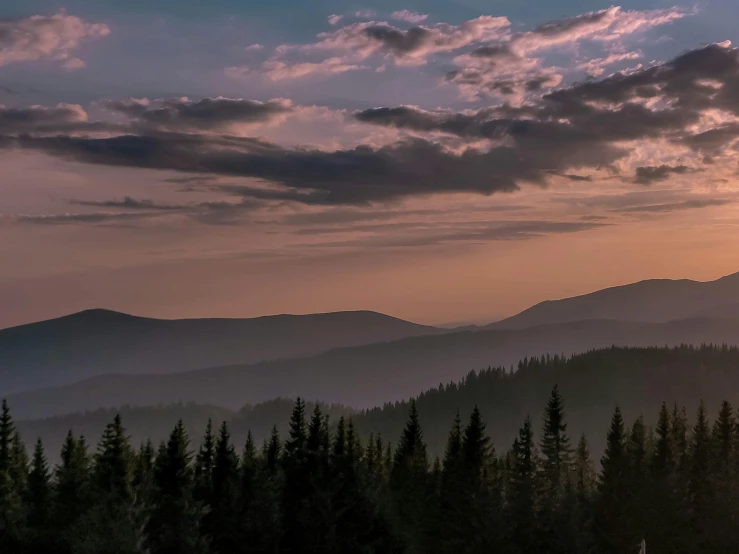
[1,392,739,554]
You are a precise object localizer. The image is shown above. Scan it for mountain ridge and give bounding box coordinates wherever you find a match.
[9,315,739,420]
[0,308,442,395]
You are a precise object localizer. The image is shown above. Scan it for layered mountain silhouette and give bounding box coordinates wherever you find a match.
[0,308,441,394]
[4,270,739,418]
[487,271,739,329]
[16,345,739,462]
[9,316,739,419]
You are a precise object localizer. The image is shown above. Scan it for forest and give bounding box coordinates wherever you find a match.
[2,383,739,553]
[18,345,739,461]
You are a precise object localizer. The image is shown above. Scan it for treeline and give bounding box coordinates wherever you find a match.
[18,345,739,462]
[3,388,739,554]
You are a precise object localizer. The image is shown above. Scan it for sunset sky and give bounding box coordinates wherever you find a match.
[3,0,739,328]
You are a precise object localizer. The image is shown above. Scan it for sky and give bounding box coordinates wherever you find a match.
[3,0,739,328]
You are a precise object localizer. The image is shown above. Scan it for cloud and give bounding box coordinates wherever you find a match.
[297,219,606,248]
[577,51,641,77]
[70,196,183,210]
[242,15,510,80]
[610,198,734,214]
[328,15,343,26]
[245,43,264,51]
[0,103,88,133]
[260,57,367,80]
[8,44,739,209]
[102,97,295,133]
[391,11,428,24]
[12,212,156,225]
[0,12,110,69]
[354,10,376,19]
[447,6,687,101]
[633,164,690,185]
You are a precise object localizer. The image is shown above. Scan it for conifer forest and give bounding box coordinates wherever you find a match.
[2,384,739,553]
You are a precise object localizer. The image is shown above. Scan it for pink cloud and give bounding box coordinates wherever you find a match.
[391,10,429,24]
[577,51,642,77]
[0,12,110,68]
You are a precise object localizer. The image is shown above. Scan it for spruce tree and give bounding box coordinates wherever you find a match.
[688,402,711,550]
[540,385,572,498]
[573,434,595,554]
[145,420,207,554]
[239,431,280,554]
[0,401,25,550]
[281,399,312,553]
[25,438,52,552]
[194,419,215,505]
[75,414,144,554]
[205,422,240,554]
[594,406,632,554]
[52,432,92,553]
[390,401,430,554]
[538,386,574,554]
[506,416,538,554]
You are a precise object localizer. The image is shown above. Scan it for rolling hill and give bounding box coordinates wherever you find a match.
[15,345,739,461]
[0,308,441,394]
[488,271,739,329]
[9,316,739,419]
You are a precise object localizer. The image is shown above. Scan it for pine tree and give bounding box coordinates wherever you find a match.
[625,417,649,549]
[52,432,92,553]
[540,385,572,498]
[688,402,711,550]
[132,440,155,504]
[652,402,673,478]
[710,400,737,551]
[265,426,281,475]
[441,410,462,487]
[194,419,215,505]
[24,438,52,552]
[205,422,240,554]
[506,416,539,554]
[573,434,595,554]
[574,434,595,501]
[0,401,25,550]
[390,401,431,554]
[281,399,312,553]
[594,406,631,554]
[711,400,734,476]
[238,431,280,554]
[145,420,207,554]
[27,439,50,525]
[538,386,575,553]
[75,414,144,554]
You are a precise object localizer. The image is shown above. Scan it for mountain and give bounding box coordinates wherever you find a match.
[15,345,739,461]
[0,308,441,394]
[9,316,739,419]
[488,271,739,329]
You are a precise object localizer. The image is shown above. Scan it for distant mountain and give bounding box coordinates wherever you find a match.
[9,316,739,419]
[0,308,441,394]
[16,345,739,461]
[488,272,739,329]
[687,302,739,320]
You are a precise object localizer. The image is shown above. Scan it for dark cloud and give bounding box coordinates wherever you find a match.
[70,196,183,210]
[300,220,606,249]
[103,97,292,132]
[9,133,537,205]
[14,212,156,225]
[610,198,734,214]
[633,164,689,185]
[0,104,87,133]
[5,44,739,208]
[362,26,431,56]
